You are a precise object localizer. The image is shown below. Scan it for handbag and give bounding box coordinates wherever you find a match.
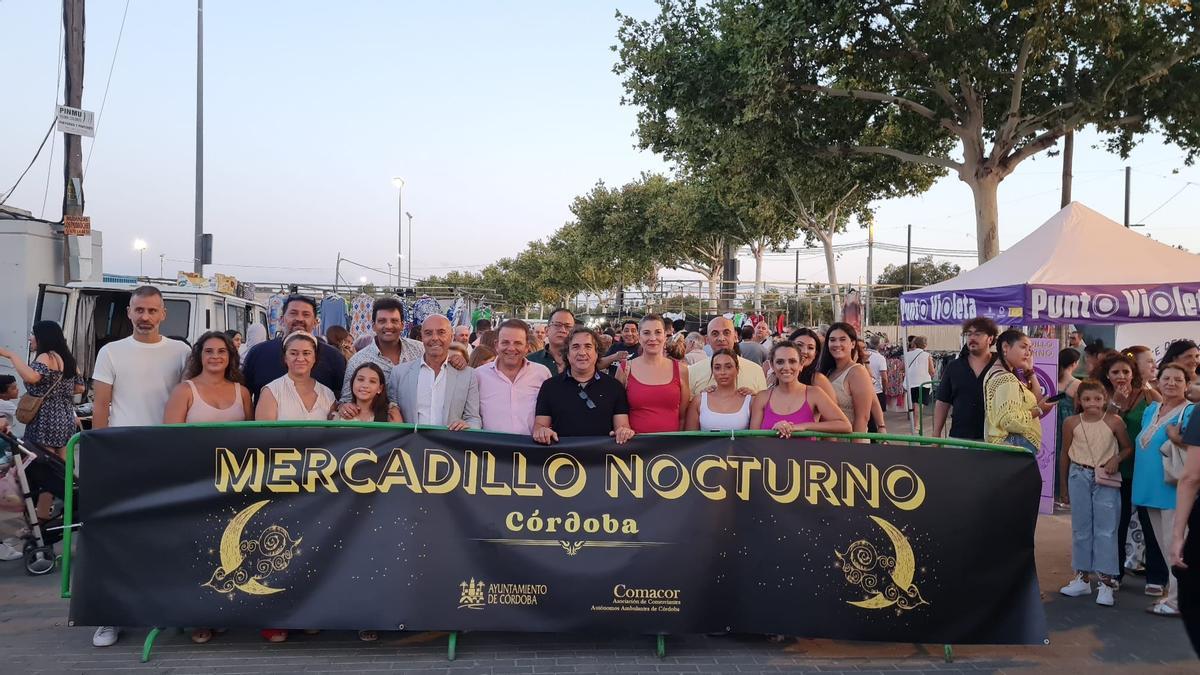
[1156,405,1192,486]
[14,371,62,425]
[1095,465,1123,488]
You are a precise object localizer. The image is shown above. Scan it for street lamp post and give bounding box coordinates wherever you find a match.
[133,238,148,277]
[391,177,404,285]
[405,211,413,283]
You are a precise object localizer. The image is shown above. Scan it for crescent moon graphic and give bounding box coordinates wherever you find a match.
[846,516,917,609]
[218,500,285,596]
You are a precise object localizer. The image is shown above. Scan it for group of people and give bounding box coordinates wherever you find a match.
[4,286,1200,652]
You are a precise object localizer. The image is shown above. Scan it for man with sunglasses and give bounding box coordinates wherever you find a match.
[533,327,634,444]
[933,317,999,440]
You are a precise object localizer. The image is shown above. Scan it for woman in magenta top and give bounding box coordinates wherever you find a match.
[616,314,691,433]
[751,341,851,438]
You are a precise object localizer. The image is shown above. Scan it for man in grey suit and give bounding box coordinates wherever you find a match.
[389,315,481,430]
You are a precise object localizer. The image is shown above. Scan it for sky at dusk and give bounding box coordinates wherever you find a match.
[2,0,1197,290]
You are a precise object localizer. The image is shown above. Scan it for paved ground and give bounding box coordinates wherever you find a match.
[1,411,1196,673]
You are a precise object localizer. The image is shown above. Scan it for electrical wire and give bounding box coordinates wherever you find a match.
[1136,183,1195,224]
[83,0,131,178]
[0,119,56,208]
[41,12,65,218]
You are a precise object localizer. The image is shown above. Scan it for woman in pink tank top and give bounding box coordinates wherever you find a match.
[751,341,851,438]
[164,331,253,425]
[617,314,691,433]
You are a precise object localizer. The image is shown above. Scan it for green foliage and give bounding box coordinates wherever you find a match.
[874,256,962,297]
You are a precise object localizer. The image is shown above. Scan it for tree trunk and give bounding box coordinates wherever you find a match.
[817,232,842,322]
[706,272,720,312]
[966,175,1001,263]
[752,246,765,312]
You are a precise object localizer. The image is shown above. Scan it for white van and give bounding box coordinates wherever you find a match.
[34,281,268,391]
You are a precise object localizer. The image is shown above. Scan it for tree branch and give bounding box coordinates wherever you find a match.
[996,20,1040,153]
[875,3,962,117]
[836,145,962,171]
[800,84,937,120]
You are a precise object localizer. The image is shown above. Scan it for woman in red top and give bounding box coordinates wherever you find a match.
[617,314,691,432]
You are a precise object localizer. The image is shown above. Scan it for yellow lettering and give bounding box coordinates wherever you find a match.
[214,447,264,492]
[804,460,839,506]
[691,455,727,500]
[423,449,461,494]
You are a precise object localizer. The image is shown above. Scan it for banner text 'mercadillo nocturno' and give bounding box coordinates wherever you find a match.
[212,447,926,510]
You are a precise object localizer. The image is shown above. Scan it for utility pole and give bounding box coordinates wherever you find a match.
[905,223,913,293]
[406,211,413,284]
[194,0,205,274]
[865,223,875,326]
[1124,166,1131,227]
[61,0,85,283]
[720,242,738,312]
[793,249,800,326]
[1061,52,1076,209]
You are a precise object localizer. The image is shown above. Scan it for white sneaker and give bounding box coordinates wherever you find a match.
[1096,584,1115,607]
[92,626,120,647]
[1,536,21,548]
[1060,574,1091,597]
[0,542,21,561]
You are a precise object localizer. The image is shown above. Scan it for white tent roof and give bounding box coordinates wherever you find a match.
[916,202,1199,293]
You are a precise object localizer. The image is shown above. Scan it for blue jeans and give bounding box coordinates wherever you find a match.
[1003,434,1037,453]
[1068,463,1120,577]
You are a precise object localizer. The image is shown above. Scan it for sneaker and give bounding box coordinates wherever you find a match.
[0,542,21,561]
[1147,602,1181,617]
[1,536,21,548]
[92,626,120,647]
[1060,574,1091,597]
[1096,584,1115,607]
[1145,584,1165,597]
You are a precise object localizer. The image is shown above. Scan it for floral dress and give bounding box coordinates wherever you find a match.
[23,362,82,448]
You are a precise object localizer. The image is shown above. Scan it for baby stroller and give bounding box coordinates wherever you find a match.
[0,429,77,575]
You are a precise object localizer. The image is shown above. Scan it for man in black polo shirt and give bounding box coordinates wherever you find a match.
[533,327,635,444]
[932,317,999,440]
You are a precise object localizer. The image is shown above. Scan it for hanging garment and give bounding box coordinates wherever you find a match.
[267,294,287,338]
[775,313,785,335]
[412,296,444,328]
[349,293,374,339]
[449,297,468,326]
[319,295,348,331]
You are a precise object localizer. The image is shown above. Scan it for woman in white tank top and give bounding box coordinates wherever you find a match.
[163,332,254,424]
[685,350,751,431]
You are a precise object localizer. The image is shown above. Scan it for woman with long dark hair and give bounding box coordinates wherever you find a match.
[817,323,875,439]
[163,331,253,425]
[983,330,1052,451]
[1095,350,1167,596]
[0,321,83,455]
[751,341,850,438]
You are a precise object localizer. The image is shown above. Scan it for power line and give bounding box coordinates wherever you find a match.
[1137,183,1195,223]
[83,0,132,177]
[0,119,56,207]
[40,11,65,218]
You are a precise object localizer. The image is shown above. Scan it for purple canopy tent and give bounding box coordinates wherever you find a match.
[899,202,1200,327]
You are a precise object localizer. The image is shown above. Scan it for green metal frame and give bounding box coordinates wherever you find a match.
[57,421,1029,661]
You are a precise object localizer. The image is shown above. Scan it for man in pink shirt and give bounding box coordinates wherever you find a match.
[476,319,551,435]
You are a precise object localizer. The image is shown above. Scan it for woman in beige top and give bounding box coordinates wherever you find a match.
[255,332,336,422]
[817,323,875,440]
[164,331,253,424]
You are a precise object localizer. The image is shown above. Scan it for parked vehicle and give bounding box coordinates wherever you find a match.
[34,281,267,397]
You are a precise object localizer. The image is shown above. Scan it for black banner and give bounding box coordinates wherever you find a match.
[69,427,1047,644]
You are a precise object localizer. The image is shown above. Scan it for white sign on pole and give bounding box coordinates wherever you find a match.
[56,105,95,137]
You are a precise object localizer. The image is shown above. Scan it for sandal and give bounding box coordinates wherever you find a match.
[190,628,213,644]
[261,629,288,642]
[358,630,378,642]
[1145,584,1165,597]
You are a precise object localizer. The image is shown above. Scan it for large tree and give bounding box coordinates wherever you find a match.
[615,1,949,317]
[622,0,1200,263]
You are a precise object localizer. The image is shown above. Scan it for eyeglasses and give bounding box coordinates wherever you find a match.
[963,331,989,338]
[550,322,575,331]
[577,384,597,409]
